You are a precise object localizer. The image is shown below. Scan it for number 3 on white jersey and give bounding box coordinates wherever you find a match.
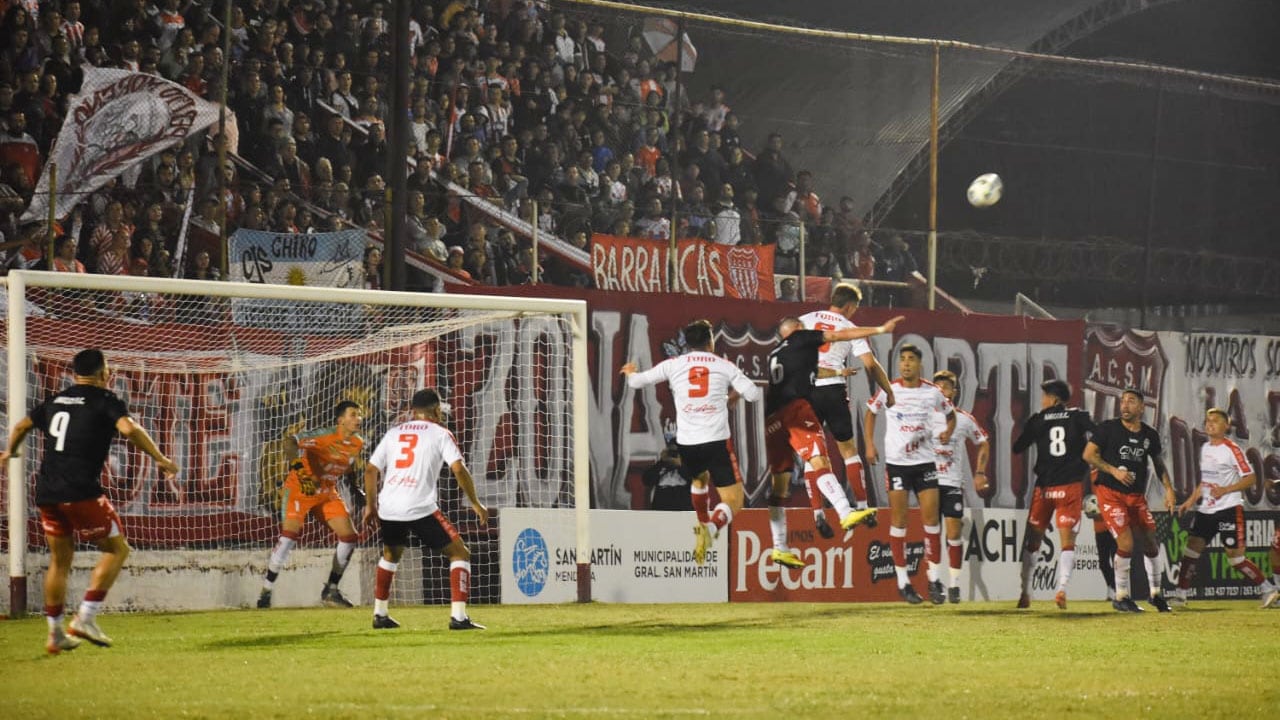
[49,411,71,452]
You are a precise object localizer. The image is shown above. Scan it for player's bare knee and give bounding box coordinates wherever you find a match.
[809,456,831,472]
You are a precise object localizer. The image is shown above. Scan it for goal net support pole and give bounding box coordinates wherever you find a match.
[2,270,590,614]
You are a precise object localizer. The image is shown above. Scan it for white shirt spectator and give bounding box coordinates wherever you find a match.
[554,31,575,65]
[711,203,741,246]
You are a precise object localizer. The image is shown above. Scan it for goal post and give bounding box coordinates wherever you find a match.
[1,270,590,615]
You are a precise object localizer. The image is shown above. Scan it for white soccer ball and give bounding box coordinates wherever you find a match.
[967,173,1003,208]
[1083,493,1100,519]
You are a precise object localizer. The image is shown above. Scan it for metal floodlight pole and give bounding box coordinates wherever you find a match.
[927,44,940,312]
[218,0,232,279]
[385,0,411,291]
[531,199,540,284]
[1140,80,1165,329]
[667,15,685,294]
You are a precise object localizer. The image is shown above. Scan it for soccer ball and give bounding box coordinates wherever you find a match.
[967,173,1003,208]
[1083,493,1100,519]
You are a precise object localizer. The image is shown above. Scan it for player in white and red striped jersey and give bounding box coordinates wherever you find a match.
[621,319,762,564]
[864,344,955,604]
[362,389,488,630]
[930,370,989,604]
[797,282,896,539]
[1173,407,1277,607]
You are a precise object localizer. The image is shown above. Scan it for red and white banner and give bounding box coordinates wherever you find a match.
[591,234,776,300]
[21,68,221,223]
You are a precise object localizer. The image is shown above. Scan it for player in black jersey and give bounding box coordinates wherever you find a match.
[1083,388,1176,613]
[1010,379,1095,610]
[763,316,903,569]
[1,349,178,654]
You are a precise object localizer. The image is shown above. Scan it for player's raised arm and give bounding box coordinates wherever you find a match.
[116,416,179,477]
[824,315,905,343]
[622,359,668,389]
[858,352,894,407]
[730,367,762,403]
[0,415,36,462]
[450,460,488,526]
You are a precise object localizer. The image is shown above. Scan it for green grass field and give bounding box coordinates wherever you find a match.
[1,601,1273,719]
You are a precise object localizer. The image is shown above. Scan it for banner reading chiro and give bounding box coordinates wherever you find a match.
[229,228,366,287]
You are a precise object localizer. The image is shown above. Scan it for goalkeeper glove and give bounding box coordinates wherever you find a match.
[291,459,318,495]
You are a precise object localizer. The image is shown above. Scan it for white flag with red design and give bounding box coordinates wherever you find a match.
[21,67,221,224]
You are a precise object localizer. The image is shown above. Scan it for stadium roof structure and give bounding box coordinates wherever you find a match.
[601,0,1280,309]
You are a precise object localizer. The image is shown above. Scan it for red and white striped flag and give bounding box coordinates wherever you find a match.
[21,67,221,224]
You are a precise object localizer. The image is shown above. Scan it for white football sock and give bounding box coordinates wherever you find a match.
[1057,549,1075,592]
[374,598,389,616]
[1144,553,1164,596]
[768,505,788,549]
[815,472,853,519]
[1115,554,1131,599]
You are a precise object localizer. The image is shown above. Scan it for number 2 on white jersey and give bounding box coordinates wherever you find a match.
[49,411,71,452]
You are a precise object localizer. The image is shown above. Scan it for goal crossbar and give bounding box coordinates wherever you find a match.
[3,270,591,615]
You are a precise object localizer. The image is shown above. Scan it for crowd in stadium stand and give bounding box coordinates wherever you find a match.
[0,0,909,300]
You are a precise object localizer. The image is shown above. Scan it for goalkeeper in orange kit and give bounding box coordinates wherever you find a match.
[257,401,366,608]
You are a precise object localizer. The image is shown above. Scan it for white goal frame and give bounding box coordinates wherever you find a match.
[3,270,590,615]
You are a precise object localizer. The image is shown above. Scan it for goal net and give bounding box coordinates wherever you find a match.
[1,271,587,614]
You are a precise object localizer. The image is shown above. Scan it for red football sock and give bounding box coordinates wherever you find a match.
[375,559,396,601]
[924,525,942,565]
[1230,556,1266,585]
[845,457,867,504]
[890,526,907,566]
[1177,548,1200,590]
[450,560,471,602]
[711,502,733,531]
[83,589,107,603]
[691,484,710,524]
[948,540,963,570]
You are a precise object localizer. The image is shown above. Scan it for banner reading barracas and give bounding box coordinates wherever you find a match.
[590,234,776,300]
[229,228,366,287]
[21,68,220,223]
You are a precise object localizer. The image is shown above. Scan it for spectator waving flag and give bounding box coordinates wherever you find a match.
[20,68,221,224]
